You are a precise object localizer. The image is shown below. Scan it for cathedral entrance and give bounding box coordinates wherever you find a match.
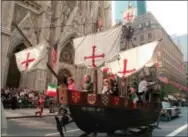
[58,69,72,85]
[6,43,26,88]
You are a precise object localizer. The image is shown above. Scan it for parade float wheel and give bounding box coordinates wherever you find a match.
[107,131,115,137]
[143,128,152,137]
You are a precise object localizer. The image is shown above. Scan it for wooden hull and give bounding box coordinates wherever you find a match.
[67,91,161,133]
[70,105,160,133]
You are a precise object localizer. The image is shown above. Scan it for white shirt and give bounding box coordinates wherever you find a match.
[101,86,108,94]
[138,80,148,93]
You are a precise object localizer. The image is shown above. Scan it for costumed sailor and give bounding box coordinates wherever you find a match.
[82,75,93,93]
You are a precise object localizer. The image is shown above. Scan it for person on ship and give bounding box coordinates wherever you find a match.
[82,75,93,93]
[129,85,138,108]
[35,94,45,116]
[107,73,119,96]
[101,79,113,95]
[67,77,77,91]
[138,76,156,103]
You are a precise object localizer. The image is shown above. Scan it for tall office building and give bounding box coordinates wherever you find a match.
[112,1,147,25]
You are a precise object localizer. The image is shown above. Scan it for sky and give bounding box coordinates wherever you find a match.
[146,1,187,36]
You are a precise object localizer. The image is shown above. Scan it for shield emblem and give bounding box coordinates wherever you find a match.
[71,92,81,103]
[101,94,109,106]
[87,94,97,105]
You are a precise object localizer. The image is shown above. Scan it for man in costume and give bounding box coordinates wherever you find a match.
[82,75,93,93]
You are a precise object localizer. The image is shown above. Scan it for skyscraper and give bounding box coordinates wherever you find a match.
[112,1,147,25]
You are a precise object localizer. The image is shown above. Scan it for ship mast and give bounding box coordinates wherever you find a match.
[122,0,136,96]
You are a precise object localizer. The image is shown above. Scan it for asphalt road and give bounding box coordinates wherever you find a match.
[4,107,188,137]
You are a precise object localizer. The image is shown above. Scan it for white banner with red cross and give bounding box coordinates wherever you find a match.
[15,41,49,72]
[123,7,136,24]
[73,26,122,68]
[107,41,159,78]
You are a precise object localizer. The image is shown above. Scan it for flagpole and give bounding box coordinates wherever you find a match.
[13,23,34,47]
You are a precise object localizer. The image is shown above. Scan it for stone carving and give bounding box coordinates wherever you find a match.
[11,4,29,31]
[10,12,38,47]
[59,43,74,64]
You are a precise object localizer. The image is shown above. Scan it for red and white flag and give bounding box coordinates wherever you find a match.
[51,42,58,67]
[123,7,136,24]
[15,41,48,72]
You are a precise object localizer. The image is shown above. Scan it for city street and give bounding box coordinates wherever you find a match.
[4,107,188,137]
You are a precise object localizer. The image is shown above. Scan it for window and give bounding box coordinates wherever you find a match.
[148,33,152,40]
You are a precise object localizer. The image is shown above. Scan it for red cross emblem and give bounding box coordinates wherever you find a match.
[124,12,134,22]
[71,92,80,103]
[118,59,136,75]
[84,45,105,67]
[113,97,120,106]
[21,52,35,71]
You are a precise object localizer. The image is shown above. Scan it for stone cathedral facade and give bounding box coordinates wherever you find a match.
[1,1,112,91]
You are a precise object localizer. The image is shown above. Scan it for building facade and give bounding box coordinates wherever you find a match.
[183,62,188,85]
[112,0,146,25]
[171,34,188,61]
[128,12,186,86]
[1,1,112,90]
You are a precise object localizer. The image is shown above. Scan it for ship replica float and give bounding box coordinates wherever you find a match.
[47,4,164,137]
[47,21,164,137]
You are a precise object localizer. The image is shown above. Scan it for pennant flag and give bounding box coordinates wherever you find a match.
[46,84,57,97]
[15,41,48,72]
[51,42,58,67]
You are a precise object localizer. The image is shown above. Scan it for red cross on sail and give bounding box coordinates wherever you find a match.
[118,59,136,75]
[73,26,122,69]
[105,41,159,78]
[84,45,105,68]
[21,52,35,71]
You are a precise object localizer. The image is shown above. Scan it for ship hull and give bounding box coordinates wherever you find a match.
[69,105,160,133]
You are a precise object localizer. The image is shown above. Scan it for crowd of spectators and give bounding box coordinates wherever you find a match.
[1,87,52,109]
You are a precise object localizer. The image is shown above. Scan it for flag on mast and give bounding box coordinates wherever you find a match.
[46,84,57,97]
[15,41,48,72]
[123,2,136,24]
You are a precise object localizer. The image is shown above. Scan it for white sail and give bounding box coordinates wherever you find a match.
[73,26,122,68]
[107,41,159,78]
